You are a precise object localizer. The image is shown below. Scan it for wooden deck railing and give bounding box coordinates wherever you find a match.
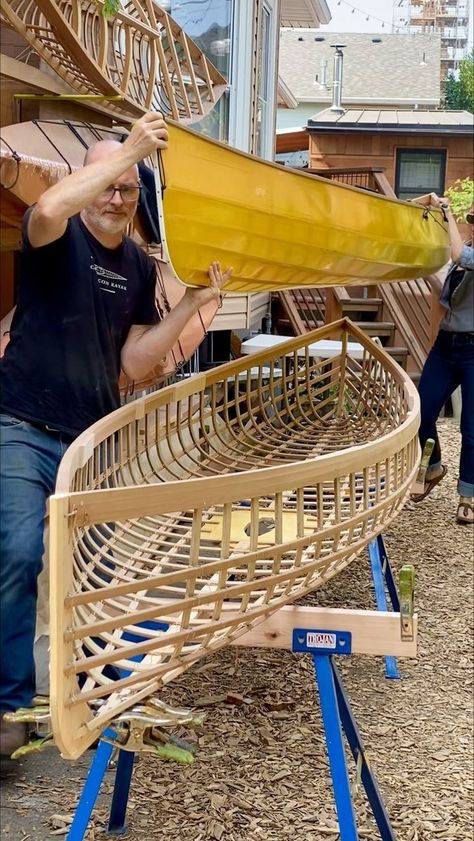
[307,166,394,196]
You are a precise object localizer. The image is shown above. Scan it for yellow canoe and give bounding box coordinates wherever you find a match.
[159,121,450,293]
[0,117,449,295]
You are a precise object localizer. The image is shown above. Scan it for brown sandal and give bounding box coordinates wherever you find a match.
[410,465,447,503]
[456,500,474,525]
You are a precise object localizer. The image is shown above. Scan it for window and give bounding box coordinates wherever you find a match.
[169,0,233,142]
[253,1,278,160]
[395,149,447,201]
[254,5,271,158]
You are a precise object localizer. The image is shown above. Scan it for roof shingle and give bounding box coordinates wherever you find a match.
[279,30,441,106]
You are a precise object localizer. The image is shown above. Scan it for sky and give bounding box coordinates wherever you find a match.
[320,0,399,33]
[319,0,473,36]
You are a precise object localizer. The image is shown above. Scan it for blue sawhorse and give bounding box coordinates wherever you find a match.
[368,533,400,679]
[68,660,397,841]
[67,540,414,840]
[293,629,397,841]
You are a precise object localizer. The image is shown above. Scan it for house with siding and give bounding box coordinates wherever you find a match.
[277,29,442,134]
[307,108,474,198]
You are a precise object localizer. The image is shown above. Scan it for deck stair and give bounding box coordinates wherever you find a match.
[272,165,445,376]
[273,287,406,367]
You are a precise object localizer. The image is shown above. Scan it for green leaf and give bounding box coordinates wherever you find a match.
[445,177,474,222]
[101,0,121,18]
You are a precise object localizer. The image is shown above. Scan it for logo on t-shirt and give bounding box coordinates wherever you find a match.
[90,263,128,293]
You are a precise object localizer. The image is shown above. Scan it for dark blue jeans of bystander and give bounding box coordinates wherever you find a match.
[418,331,474,497]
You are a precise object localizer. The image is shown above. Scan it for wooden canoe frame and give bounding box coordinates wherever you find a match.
[48,319,420,758]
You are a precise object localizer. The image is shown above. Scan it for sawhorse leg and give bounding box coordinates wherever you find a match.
[368,534,399,679]
[332,659,396,838]
[313,655,396,841]
[313,654,358,839]
[292,627,397,841]
[107,748,135,835]
[67,730,135,841]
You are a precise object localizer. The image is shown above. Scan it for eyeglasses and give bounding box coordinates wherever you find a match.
[100,183,141,203]
[466,212,474,225]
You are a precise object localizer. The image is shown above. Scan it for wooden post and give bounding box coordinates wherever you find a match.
[325,289,342,324]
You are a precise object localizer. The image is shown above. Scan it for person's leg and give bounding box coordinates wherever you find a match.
[456,337,474,523]
[0,417,63,729]
[417,333,459,478]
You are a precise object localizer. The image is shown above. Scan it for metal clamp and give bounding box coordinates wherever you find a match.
[101,697,204,764]
[3,696,53,758]
[399,564,415,641]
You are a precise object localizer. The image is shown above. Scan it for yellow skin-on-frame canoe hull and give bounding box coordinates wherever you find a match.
[159,122,450,293]
[1,117,449,295]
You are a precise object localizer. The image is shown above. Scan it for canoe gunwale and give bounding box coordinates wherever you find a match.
[54,319,419,502]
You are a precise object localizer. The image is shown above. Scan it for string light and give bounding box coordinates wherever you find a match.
[333,0,416,33]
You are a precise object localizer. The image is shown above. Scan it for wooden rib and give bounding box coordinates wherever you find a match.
[159,14,192,119]
[97,6,108,73]
[201,55,217,104]
[177,29,204,117]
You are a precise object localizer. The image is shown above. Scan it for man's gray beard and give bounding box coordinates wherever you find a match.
[83,206,132,236]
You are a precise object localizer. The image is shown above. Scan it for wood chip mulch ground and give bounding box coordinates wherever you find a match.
[0,418,472,841]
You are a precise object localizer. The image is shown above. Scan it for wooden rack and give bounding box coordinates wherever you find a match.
[1,0,227,121]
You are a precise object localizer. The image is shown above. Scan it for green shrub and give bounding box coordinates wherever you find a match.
[99,0,120,17]
[445,178,474,222]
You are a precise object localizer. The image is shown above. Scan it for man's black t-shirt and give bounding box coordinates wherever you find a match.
[0,212,159,437]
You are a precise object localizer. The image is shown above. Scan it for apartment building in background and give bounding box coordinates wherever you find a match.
[396,0,471,83]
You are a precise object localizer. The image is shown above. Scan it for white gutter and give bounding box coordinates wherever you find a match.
[295,96,441,105]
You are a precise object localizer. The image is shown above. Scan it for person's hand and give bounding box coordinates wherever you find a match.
[123,112,168,161]
[184,261,233,309]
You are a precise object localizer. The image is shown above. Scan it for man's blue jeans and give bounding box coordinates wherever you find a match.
[418,331,474,497]
[0,414,71,712]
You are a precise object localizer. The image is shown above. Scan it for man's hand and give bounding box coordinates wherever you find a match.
[184,261,233,309]
[121,262,233,380]
[123,112,169,161]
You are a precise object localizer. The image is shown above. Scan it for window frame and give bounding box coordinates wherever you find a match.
[394,147,447,201]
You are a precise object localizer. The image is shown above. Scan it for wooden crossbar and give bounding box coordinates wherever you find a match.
[231,605,417,657]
